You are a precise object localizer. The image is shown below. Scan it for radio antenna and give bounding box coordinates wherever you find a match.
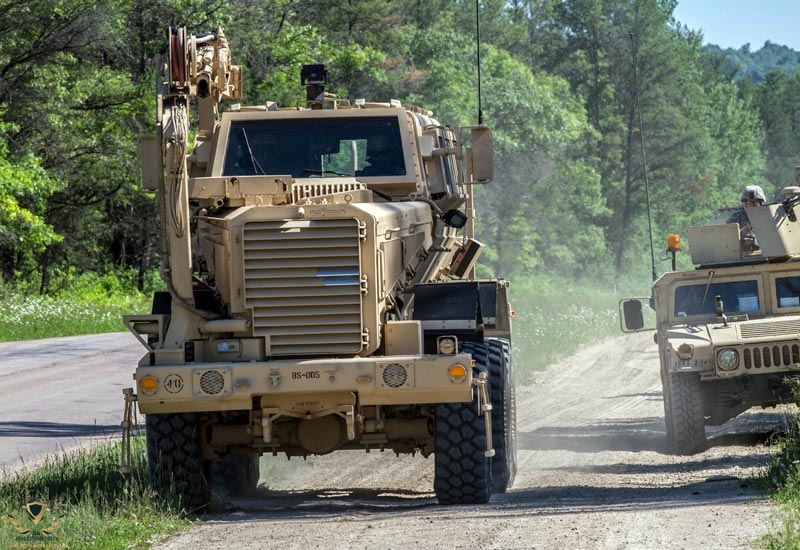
[476,0,483,125]
[629,32,657,281]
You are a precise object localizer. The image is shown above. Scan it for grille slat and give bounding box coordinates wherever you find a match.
[243,218,364,356]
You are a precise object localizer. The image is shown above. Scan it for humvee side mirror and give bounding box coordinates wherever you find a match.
[620,298,646,332]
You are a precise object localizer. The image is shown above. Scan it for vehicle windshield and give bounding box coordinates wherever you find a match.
[673,280,759,317]
[222,116,406,178]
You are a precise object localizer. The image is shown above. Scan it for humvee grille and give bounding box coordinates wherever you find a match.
[742,343,800,370]
[242,218,363,357]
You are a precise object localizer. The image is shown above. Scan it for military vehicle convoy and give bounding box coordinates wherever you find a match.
[121,27,515,508]
[622,185,800,454]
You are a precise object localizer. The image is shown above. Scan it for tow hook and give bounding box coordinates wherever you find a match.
[120,388,138,475]
[473,371,495,458]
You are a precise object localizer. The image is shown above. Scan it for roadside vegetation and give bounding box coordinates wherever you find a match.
[0,437,193,549]
[761,386,800,549]
[0,272,152,341]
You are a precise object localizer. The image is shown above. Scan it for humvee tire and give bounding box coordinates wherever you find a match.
[146,413,210,510]
[486,338,517,493]
[665,371,707,454]
[434,342,492,504]
[210,452,260,497]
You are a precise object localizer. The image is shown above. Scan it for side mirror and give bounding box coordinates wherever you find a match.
[139,134,162,191]
[459,125,493,184]
[620,298,646,332]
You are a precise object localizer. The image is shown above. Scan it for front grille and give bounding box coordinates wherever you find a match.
[743,343,800,369]
[243,218,364,356]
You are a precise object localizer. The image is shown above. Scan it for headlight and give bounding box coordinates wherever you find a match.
[717,348,739,371]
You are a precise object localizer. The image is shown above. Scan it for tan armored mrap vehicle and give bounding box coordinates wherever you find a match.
[622,187,800,454]
[122,28,515,508]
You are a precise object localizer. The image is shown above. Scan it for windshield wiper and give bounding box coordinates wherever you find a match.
[303,168,348,177]
[241,129,265,175]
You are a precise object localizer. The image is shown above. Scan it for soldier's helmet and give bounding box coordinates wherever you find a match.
[741,185,766,203]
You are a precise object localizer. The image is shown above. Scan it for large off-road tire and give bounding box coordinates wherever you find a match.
[485,338,517,493]
[434,342,492,505]
[210,452,260,497]
[664,371,707,455]
[146,413,210,511]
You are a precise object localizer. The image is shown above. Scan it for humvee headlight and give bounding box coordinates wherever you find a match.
[448,364,468,383]
[140,375,158,396]
[717,349,739,371]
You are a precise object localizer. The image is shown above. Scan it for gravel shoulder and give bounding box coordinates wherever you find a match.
[149,331,787,549]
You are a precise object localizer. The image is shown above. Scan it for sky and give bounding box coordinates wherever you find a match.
[672,0,800,51]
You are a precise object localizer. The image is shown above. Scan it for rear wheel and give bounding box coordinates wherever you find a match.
[146,413,210,511]
[486,338,517,493]
[433,342,492,504]
[664,371,707,454]
[210,452,260,497]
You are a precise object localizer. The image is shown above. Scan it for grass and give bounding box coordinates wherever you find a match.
[0,437,194,549]
[0,293,151,342]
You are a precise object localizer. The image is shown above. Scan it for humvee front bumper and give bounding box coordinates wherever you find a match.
[134,353,475,414]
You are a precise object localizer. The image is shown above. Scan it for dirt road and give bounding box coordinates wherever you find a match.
[154,332,787,550]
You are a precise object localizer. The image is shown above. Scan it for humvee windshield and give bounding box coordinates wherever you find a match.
[674,280,759,317]
[776,276,800,308]
[222,116,406,178]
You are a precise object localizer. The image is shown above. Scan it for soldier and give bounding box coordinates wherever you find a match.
[727,184,765,253]
[727,184,765,234]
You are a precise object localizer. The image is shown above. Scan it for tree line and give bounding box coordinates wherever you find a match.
[1,0,799,294]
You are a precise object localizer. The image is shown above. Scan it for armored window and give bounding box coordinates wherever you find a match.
[674,280,759,317]
[776,276,800,308]
[222,117,405,178]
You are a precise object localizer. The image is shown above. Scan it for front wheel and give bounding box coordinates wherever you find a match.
[433,341,492,504]
[146,413,211,511]
[664,371,707,455]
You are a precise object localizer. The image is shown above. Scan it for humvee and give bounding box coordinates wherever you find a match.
[622,186,800,454]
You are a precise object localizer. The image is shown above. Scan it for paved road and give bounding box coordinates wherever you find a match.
[0,332,143,477]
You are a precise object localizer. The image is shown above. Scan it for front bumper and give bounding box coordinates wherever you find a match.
[134,353,474,414]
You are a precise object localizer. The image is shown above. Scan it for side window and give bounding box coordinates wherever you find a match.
[776,276,800,308]
[674,280,759,317]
